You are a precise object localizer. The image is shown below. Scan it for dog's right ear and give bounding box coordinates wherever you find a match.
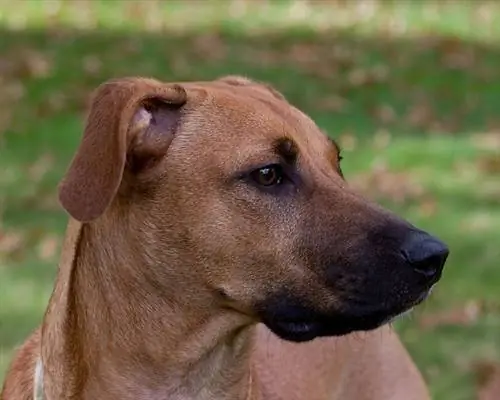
[58,77,187,223]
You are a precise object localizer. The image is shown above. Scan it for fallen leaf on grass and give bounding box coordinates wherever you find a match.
[0,79,25,136]
[460,212,497,233]
[418,198,438,218]
[331,44,360,69]
[316,95,349,112]
[474,361,500,400]
[82,55,102,75]
[27,154,54,183]
[35,91,70,117]
[372,104,396,125]
[0,230,25,260]
[170,55,193,77]
[350,163,426,205]
[18,49,53,79]
[0,227,62,263]
[337,132,357,152]
[434,35,479,72]
[477,155,500,175]
[192,34,228,62]
[20,190,60,213]
[289,43,322,65]
[0,79,25,102]
[372,129,392,149]
[346,68,368,87]
[418,301,482,330]
[406,102,435,130]
[37,235,60,261]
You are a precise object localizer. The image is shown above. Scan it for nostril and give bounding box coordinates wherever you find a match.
[401,232,449,279]
[409,252,448,278]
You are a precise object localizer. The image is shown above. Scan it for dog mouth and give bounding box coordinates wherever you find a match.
[263,310,396,343]
[260,290,431,343]
[269,319,323,342]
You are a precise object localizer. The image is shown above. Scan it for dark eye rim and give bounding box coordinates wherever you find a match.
[248,164,285,187]
[235,162,299,195]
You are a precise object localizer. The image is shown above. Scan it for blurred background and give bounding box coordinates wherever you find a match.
[0,1,499,399]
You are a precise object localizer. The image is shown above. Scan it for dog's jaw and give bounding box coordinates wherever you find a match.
[256,286,433,343]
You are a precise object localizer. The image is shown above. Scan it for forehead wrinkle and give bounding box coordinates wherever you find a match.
[224,93,335,178]
[176,88,335,175]
[207,86,341,185]
[193,97,292,171]
[326,135,341,155]
[273,137,298,165]
[250,94,292,121]
[323,135,342,168]
[281,118,339,180]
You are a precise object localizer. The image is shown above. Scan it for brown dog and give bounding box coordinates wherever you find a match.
[1,76,448,400]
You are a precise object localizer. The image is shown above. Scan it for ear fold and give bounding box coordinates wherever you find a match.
[58,77,187,222]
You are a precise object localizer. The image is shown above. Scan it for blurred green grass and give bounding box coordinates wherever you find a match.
[1,1,499,399]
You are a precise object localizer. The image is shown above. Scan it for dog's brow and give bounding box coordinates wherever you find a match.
[326,136,341,154]
[273,137,298,164]
[325,136,342,163]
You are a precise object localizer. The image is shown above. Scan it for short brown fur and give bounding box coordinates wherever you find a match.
[1,76,444,400]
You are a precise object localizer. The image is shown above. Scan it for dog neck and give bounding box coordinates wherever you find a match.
[41,218,258,400]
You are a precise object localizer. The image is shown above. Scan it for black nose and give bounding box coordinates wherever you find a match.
[401,231,449,279]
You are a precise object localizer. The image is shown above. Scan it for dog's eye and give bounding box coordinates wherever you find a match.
[250,165,284,187]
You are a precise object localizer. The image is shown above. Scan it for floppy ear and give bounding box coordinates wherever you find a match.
[58,77,187,222]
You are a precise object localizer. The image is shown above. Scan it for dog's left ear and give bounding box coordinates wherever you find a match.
[58,77,187,222]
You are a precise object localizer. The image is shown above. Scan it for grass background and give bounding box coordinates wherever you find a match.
[0,1,499,399]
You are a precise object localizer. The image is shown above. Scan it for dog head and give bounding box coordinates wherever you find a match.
[59,76,448,342]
